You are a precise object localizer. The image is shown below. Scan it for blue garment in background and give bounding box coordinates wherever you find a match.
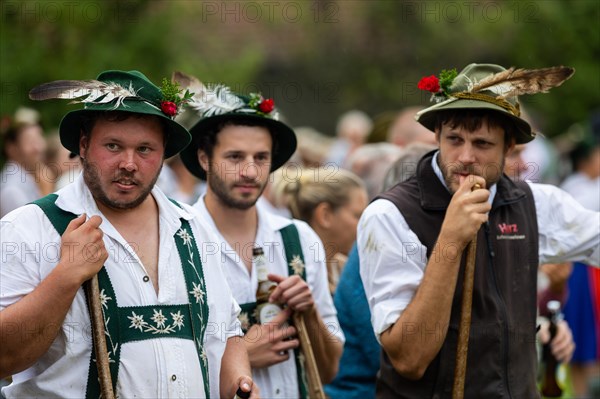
[563,262,599,363]
[325,244,380,399]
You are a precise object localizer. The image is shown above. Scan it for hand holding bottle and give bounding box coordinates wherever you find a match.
[268,274,315,312]
[540,301,568,398]
[243,308,299,368]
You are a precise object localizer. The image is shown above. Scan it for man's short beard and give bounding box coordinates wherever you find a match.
[82,157,161,210]
[207,165,267,210]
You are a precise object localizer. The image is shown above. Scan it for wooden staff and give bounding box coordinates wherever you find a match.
[292,312,326,399]
[452,183,481,399]
[85,275,115,399]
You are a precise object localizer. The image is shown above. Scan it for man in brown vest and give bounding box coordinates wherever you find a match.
[357,63,600,398]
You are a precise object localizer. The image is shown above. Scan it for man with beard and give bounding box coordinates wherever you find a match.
[358,63,599,398]
[0,70,256,399]
[179,86,343,399]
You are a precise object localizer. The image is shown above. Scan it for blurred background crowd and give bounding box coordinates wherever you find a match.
[1,1,598,397]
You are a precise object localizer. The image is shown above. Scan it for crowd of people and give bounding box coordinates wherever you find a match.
[0,64,598,398]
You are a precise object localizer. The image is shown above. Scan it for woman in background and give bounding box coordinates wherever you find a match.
[276,167,367,294]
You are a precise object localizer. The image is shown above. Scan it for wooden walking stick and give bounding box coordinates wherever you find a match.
[452,183,481,399]
[292,312,326,399]
[85,275,115,399]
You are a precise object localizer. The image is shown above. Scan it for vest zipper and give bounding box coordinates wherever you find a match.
[484,221,513,399]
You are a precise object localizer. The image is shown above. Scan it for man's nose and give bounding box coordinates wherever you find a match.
[458,144,477,164]
[119,151,138,172]
[240,156,260,180]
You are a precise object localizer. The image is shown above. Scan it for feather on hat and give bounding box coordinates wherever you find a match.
[415,63,575,144]
[28,70,192,157]
[173,71,296,180]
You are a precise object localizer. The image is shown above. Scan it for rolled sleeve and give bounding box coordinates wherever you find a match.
[531,183,600,266]
[358,199,428,341]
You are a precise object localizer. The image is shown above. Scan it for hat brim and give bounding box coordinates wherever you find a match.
[416,98,534,144]
[59,101,191,159]
[180,113,297,180]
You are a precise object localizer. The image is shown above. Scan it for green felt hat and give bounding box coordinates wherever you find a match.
[29,70,192,158]
[416,63,574,144]
[179,88,297,180]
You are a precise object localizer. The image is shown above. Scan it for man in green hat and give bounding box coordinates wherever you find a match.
[178,81,344,399]
[357,63,600,397]
[0,70,256,398]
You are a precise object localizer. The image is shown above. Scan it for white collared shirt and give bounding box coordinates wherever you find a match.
[358,152,600,341]
[1,174,242,398]
[194,196,344,399]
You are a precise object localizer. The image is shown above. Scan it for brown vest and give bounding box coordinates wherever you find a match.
[375,151,539,399]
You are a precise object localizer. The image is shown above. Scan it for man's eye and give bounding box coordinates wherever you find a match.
[138,146,151,154]
[106,143,119,151]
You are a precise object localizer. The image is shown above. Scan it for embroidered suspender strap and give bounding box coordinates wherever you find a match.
[173,219,211,398]
[119,304,193,341]
[235,223,309,398]
[238,302,258,333]
[168,198,211,398]
[30,195,121,397]
[87,266,120,397]
[31,194,73,235]
[32,195,210,398]
[279,223,309,399]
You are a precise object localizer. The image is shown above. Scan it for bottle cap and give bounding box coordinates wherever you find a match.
[252,247,264,256]
[547,300,561,313]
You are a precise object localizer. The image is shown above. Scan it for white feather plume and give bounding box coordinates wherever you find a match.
[29,80,139,108]
[187,84,246,117]
[172,71,246,117]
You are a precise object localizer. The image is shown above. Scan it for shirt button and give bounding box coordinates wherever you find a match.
[143,276,150,282]
[275,388,280,394]
[171,374,177,381]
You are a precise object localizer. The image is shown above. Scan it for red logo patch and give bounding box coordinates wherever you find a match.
[498,223,518,234]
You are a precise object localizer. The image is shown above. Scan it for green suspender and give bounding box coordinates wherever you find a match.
[31,194,210,398]
[279,224,309,399]
[237,223,309,399]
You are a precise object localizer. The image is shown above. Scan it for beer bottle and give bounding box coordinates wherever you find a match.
[254,247,283,324]
[541,300,563,398]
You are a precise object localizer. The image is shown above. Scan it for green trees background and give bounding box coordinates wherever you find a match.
[1,0,598,139]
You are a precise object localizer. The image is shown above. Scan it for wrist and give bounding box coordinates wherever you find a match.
[434,233,465,261]
[52,261,87,290]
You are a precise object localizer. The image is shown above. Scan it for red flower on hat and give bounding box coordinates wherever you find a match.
[258,98,275,114]
[417,75,441,93]
[161,101,178,117]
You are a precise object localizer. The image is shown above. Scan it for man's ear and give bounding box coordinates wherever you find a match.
[312,202,333,229]
[435,128,441,143]
[79,133,88,159]
[505,135,516,155]
[198,149,209,173]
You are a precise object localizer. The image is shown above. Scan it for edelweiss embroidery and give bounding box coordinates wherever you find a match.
[238,311,250,331]
[177,228,193,246]
[127,309,186,335]
[190,282,206,304]
[289,255,305,276]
